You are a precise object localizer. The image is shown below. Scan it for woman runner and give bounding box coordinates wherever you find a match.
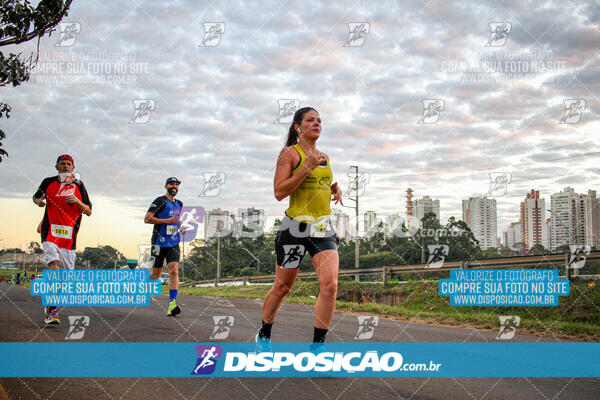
[257,107,343,352]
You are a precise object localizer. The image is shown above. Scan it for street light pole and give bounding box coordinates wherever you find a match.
[216,234,221,286]
[215,220,223,286]
[344,166,360,282]
[241,246,262,274]
[421,229,426,264]
[181,239,185,281]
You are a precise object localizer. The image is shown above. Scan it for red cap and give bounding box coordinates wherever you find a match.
[56,154,74,164]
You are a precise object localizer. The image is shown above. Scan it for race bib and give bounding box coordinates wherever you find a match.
[310,220,331,238]
[51,224,73,239]
[166,224,178,236]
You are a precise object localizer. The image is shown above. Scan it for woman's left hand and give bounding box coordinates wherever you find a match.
[331,181,344,206]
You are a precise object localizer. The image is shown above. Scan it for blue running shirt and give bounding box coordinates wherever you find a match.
[147,196,183,247]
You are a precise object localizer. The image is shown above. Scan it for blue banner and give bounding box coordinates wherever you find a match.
[0,342,598,377]
[439,269,569,306]
[30,269,161,306]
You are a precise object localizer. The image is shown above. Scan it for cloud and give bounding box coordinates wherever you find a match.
[0,0,598,254]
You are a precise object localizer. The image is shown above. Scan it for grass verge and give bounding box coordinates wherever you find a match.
[180,280,600,341]
[4,268,596,340]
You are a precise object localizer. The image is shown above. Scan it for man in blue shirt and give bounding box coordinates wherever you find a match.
[145,177,183,316]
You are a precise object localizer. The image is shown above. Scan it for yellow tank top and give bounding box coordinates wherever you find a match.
[285,144,333,223]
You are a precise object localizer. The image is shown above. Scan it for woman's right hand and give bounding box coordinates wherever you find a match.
[304,150,326,171]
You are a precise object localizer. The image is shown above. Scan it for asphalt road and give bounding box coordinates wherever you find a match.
[0,282,598,400]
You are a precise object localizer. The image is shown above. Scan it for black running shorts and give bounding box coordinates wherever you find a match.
[152,245,180,268]
[275,215,339,269]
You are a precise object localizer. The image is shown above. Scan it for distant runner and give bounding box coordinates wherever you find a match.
[144,177,183,316]
[33,154,92,325]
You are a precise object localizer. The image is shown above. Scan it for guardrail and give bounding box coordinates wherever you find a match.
[191,251,600,286]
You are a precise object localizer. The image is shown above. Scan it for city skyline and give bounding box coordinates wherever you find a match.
[4,184,598,259]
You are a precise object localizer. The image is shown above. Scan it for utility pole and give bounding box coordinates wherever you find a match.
[421,230,426,263]
[181,238,185,281]
[345,166,360,282]
[216,234,222,286]
[215,220,223,286]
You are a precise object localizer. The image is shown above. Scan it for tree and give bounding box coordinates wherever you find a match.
[80,245,126,268]
[0,247,25,254]
[0,0,74,162]
[101,245,126,263]
[375,218,425,266]
[27,241,42,254]
[0,103,10,162]
[186,231,279,280]
[498,245,515,257]
[529,244,547,256]
[481,247,500,259]
[555,244,571,254]
[81,247,107,268]
[443,217,482,261]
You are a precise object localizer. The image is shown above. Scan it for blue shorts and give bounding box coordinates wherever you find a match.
[275,216,338,269]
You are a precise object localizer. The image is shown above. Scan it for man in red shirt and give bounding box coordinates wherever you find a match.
[33,154,92,324]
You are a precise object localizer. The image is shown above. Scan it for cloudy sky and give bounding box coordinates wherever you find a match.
[1,0,598,258]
